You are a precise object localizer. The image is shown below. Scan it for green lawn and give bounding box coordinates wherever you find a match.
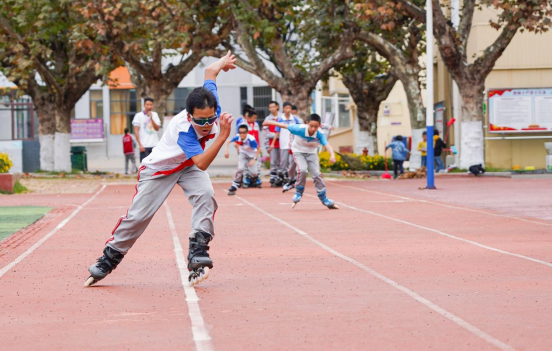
[0,206,52,241]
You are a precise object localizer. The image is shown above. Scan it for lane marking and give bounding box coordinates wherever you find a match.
[330,182,552,227]
[0,184,107,279]
[233,194,514,351]
[307,193,552,269]
[164,202,213,351]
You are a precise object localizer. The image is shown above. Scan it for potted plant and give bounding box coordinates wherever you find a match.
[0,152,14,193]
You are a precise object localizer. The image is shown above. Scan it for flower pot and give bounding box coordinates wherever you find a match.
[0,173,15,194]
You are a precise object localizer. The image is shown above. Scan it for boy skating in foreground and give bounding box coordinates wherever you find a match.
[263,114,339,209]
[85,52,237,287]
[224,124,261,195]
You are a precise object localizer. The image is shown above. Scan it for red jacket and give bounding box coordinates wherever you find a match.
[122,134,134,155]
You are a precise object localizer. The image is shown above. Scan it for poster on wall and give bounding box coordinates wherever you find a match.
[488,88,552,133]
[70,119,105,142]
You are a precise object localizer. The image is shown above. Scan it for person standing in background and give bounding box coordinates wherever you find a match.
[133,97,161,162]
[122,128,137,174]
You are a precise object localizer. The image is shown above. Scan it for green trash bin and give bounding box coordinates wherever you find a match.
[70,146,88,172]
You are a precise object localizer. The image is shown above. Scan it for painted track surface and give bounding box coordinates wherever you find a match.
[1,176,552,350]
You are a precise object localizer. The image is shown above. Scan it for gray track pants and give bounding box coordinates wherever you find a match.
[125,154,136,174]
[293,152,326,193]
[279,148,296,179]
[232,153,257,188]
[269,147,280,178]
[106,165,217,254]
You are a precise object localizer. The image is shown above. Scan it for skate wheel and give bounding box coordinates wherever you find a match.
[292,202,297,209]
[203,267,210,280]
[329,204,339,209]
[84,276,97,287]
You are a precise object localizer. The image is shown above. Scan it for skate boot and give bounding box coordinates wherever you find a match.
[84,246,125,286]
[228,185,237,196]
[243,175,251,189]
[187,231,213,286]
[282,178,296,193]
[254,176,262,188]
[318,190,339,209]
[270,171,278,187]
[292,185,304,209]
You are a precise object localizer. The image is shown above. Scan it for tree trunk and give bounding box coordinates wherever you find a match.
[398,70,425,131]
[150,88,169,121]
[36,109,56,172]
[281,86,313,121]
[356,103,378,155]
[54,108,73,172]
[458,83,486,169]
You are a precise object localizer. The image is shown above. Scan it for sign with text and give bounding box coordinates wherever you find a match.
[488,88,552,133]
[70,119,104,142]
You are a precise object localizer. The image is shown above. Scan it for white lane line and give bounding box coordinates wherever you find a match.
[308,193,552,269]
[0,184,107,279]
[331,182,552,227]
[234,194,514,351]
[164,202,213,351]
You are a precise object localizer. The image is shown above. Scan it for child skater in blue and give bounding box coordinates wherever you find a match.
[263,114,339,209]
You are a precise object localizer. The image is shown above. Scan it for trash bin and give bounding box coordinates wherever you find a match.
[71,146,88,172]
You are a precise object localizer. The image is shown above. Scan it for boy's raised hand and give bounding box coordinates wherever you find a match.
[220,50,237,72]
[218,112,234,138]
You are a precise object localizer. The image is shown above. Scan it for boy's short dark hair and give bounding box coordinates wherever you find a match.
[395,135,403,141]
[307,114,321,124]
[291,105,298,110]
[238,124,248,132]
[422,131,426,136]
[186,87,218,115]
[433,130,439,136]
[283,102,292,108]
[268,100,279,107]
[242,104,253,116]
[124,128,129,134]
[248,109,258,117]
[144,97,154,104]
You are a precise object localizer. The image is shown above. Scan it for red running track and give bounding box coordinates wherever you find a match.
[1,177,552,350]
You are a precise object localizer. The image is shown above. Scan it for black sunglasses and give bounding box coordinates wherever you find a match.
[190,114,218,127]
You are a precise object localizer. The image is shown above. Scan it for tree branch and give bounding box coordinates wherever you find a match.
[395,0,425,22]
[458,0,476,47]
[473,22,519,77]
[235,21,283,90]
[0,15,63,95]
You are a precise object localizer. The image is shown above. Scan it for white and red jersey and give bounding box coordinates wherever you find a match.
[262,113,280,149]
[235,116,260,144]
[141,79,220,175]
[142,110,218,174]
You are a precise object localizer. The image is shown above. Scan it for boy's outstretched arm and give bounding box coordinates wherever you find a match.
[205,51,236,82]
[191,112,234,170]
[325,143,337,164]
[262,119,288,129]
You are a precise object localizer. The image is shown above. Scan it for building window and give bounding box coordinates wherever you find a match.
[321,94,352,129]
[240,87,248,112]
[0,90,35,141]
[166,88,190,116]
[90,90,103,119]
[253,86,271,121]
[337,94,351,128]
[110,89,141,134]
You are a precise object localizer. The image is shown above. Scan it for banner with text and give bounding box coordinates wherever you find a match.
[488,88,552,133]
[70,119,104,142]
